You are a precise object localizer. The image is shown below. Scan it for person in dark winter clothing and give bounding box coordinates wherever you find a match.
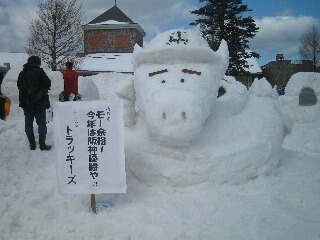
[17,56,52,151]
[63,62,78,101]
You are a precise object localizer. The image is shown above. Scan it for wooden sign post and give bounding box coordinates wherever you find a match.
[91,194,97,214]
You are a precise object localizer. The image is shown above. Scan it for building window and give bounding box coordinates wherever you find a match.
[90,35,104,49]
[116,36,128,48]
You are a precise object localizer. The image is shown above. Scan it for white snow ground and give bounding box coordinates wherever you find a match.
[1,71,319,240]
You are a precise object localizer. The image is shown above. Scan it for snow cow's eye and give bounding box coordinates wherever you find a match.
[161,80,166,83]
[181,79,184,83]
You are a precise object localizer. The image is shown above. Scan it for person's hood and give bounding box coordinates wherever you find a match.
[23,62,39,71]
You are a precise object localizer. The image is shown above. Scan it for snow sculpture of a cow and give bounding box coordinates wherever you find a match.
[117,29,284,186]
[131,29,228,147]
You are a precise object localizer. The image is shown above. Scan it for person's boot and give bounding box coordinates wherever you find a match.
[26,133,36,150]
[39,134,52,151]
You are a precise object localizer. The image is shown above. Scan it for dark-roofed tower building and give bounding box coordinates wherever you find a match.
[82,4,145,54]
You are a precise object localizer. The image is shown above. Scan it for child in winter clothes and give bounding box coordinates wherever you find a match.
[63,62,78,101]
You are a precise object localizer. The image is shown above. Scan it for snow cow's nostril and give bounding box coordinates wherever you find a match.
[162,112,166,120]
[181,112,186,120]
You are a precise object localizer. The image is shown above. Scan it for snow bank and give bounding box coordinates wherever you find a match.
[85,72,132,100]
[283,120,320,156]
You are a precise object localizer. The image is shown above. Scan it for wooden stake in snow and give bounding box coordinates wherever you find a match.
[91,194,97,214]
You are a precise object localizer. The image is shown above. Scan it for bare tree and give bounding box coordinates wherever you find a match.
[26,0,84,71]
[299,24,320,72]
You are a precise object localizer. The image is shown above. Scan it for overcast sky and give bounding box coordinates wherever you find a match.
[0,0,319,66]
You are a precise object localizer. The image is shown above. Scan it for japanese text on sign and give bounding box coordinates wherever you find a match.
[54,100,126,195]
[86,108,110,186]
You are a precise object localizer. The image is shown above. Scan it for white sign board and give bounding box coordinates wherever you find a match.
[53,100,126,194]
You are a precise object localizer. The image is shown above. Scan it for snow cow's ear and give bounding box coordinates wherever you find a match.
[217,40,229,68]
[132,44,143,71]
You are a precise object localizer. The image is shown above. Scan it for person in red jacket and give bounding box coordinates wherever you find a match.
[63,62,78,101]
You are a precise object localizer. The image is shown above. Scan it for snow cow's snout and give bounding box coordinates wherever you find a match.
[143,89,212,146]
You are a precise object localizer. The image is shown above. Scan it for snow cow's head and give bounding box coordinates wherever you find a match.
[132,29,229,146]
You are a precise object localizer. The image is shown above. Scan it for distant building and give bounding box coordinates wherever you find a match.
[81,4,146,55]
[262,54,314,87]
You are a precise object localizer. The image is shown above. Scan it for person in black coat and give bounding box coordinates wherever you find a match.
[17,56,52,151]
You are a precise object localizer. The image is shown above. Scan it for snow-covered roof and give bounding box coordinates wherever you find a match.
[82,6,145,36]
[245,56,262,74]
[245,51,262,74]
[0,52,133,73]
[80,53,133,73]
[88,5,135,25]
[88,20,130,25]
[0,52,29,69]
